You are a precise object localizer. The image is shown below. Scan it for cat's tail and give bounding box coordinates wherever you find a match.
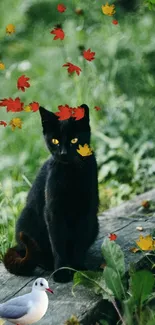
[3,232,39,275]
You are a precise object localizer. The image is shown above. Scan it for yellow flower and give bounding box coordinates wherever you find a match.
[136,234,155,251]
[24,105,32,112]
[6,24,15,34]
[0,62,5,70]
[102,3,116,16]
[9,118,23,131]
[76,144,93,157]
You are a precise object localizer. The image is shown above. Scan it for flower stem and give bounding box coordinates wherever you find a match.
[111,298,127,325]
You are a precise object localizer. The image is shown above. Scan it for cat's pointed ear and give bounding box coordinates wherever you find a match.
[80,104,89,122]
[39,106,58,133]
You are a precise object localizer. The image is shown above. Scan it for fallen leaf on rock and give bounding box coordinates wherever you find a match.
[136,234,155,251]
[136,226,143,231]
[108,233,117,241]
[141,200,150,208]
[64,315,80,325]
[130,247,140,253]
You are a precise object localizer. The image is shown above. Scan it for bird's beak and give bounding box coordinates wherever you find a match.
[46,288,54,294]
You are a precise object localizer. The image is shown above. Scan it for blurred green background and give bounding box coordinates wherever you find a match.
[0,0,155,256]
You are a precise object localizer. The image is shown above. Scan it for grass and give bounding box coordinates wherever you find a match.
[0,0,155,255]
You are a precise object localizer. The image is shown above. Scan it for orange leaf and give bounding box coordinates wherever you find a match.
[112,19,118,25]
[0,97,24,112]
[57,3,66,12]
[29,102,39,112]
[0,120,7,127]
[17,75,30,92]
[55,104,72,120]
[141,200,150,208]
[83,48,95,61]
[63,62,82,76]
[72,107,85,120]
[94,106,101,111]
[108,233,117,241]
[50,28,65,40]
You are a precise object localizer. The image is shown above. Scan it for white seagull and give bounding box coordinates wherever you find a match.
[0,277,53,325]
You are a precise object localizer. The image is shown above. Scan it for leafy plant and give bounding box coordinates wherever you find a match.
[72,238,155,325]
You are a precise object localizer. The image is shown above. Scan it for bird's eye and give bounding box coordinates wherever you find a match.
[35,282,37,286]
[71,138,78,144]
[40,283,43,286]
[52,138,59,145]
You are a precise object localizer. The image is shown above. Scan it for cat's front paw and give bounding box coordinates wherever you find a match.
[53,268,74,283]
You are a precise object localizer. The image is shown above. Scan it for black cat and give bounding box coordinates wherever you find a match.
[3,104,99,282]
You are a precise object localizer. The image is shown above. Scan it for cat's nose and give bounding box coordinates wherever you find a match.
[60,148,67,156]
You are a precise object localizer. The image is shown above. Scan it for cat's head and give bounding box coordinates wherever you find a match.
[39,104,91,163]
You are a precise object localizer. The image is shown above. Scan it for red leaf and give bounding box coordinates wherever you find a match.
[72,107,85,120]
[0,120,7,127]
[55,104,72,120]
[141,200,150,208]
[108,233,117,241]
[17,75,30,92]
[0,97,24,112]
[50,28,65,40]
[94,106,101,111]
[63,62,82,76]
[29,102,39,112]
[112,19,118,25]
[83,48,95,61]
[57,3,66,12]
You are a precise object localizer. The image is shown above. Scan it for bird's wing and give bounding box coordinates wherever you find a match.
[1,293,31,307]
[0,293,31,320]
[0,304,28,319]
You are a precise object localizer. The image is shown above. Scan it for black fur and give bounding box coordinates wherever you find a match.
[3,104,99,283]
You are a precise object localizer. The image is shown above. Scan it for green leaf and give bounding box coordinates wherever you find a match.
[101,238,125,278]
[73,271,103,294]
[73,270,113,299]
[104,266,124,300]
[99,320,109,325]
[130,270,154,306]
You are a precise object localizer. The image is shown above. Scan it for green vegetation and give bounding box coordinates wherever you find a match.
[0,0,155,255]
[71,238,155,325]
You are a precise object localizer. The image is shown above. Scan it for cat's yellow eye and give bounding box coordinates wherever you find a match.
[71,138,78,144]
[52,138,59,145]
